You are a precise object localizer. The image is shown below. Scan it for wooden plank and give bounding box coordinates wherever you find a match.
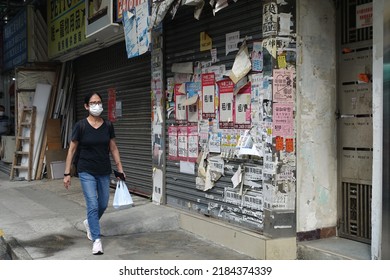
[46,119,62,150]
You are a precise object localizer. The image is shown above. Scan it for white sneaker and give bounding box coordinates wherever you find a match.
[83,219,92,241]
[92,239,103,255]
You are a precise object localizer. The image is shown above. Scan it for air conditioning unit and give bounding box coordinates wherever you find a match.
[0,136,16,163]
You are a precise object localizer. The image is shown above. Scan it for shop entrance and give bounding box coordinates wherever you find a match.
[337,0,373,244]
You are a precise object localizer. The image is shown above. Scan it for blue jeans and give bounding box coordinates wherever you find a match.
[79,172,110,241]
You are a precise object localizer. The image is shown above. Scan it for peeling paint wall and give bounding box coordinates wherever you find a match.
[296,0,338,232]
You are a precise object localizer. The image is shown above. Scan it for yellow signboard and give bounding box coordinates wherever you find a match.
[48,0,89,59]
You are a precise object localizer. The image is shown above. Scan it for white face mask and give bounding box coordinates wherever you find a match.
[89,103,103,116]
[0,112,4,117]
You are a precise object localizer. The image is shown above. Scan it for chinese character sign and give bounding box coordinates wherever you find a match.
[273,103,294,137]
[175,84,187,123]
[234,82,252,129]
[186,82,200,124]
[48,0,87,59]
[262,2,278,37]
[168,126,178,161]
[272,69,294,102]
[202,73,216,119]
[187,126,198,162]
[218,79,234,128]
[177,126,188,161]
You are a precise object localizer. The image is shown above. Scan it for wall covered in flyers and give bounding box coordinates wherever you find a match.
[163,0,296,235]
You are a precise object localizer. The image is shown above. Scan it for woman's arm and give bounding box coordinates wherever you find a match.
[109,138,124,175]
[63,140,78,189]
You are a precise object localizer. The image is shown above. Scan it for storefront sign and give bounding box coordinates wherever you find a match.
[3,8,28,71]
[47,0,87,59]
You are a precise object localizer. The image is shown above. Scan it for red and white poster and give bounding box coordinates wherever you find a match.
[273,103,294,137]
[175,84,187,124]
[187,126,198,162]
[108,88,117,122]
[218,79,234,128]
[168,126,178,161]
[177,126,188,161]
[356,3,373,29]
[234,82,252,129]
[202,73,216,119]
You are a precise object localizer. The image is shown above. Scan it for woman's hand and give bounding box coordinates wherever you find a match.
[64,175,71,189]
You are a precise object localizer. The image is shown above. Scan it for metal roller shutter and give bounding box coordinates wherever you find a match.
[164,0,263,231]
[74,42,152,196]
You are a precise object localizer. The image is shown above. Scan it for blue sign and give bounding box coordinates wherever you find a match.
[3,8,28,71]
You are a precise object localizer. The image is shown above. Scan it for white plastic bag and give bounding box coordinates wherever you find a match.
[113,180,133,210]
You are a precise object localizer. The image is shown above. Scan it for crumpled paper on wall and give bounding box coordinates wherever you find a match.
[151,0,176,28]
[229,41,252,84]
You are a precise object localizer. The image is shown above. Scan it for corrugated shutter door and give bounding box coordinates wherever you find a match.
[164,1,263,231]
[74,42,152,196]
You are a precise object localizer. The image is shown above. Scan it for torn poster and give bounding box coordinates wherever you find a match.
[264,181,295,210]
[175,84,187,124]
[213,0,229,15]
[196,176,206,191]
[152,168,163,205]
[239,143,263,158]
[153,128,163,167]
[262,37,277,59]
[123,1,151,59]
[235,129,262,158]
[218,79,234,128]
[229,41,252,84]
[231,164,243,189]
[166,77,175,102]
[151,0,175,28]
[194,0,205,20]
[185,82,200,124]
[208,156,225,176]
[200,31,212,51]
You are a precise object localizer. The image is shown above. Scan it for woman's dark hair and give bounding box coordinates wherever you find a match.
[84,92,103,105]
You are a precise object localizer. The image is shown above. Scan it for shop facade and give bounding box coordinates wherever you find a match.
[1,0,389,259]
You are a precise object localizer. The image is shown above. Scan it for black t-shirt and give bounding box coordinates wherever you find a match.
[71,118,115,175]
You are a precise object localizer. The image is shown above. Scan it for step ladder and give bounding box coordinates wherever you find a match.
[10,106,36,181]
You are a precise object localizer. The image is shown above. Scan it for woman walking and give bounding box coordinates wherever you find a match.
[63,92,125,255]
